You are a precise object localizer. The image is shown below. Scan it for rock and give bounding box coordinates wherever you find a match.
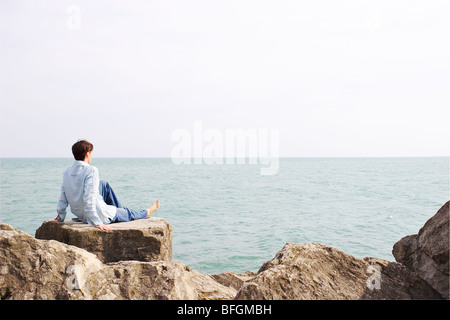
[35,218,172,263]
[85,261,236,300]
[361,257,443,300]
[235,242,442,300]
[392,201,449,299]
[1,223,103,300]
[3,201,449,300]
[0,223,235,300]
[210,271,256,291]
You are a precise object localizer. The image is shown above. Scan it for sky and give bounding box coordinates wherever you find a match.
[0,0,449,158]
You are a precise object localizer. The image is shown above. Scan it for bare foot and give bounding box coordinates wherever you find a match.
[146,200,160,217]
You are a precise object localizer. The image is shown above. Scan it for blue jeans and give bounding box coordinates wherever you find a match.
[98,180,148,223]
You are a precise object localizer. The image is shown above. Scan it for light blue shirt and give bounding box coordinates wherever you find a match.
[56,161,117,226]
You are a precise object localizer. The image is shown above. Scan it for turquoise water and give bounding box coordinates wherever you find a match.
[0,157,448,274]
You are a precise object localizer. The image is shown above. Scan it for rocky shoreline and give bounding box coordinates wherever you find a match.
[1,201,448,300]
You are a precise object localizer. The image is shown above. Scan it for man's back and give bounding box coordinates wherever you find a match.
[57,160,116,226]
[62,160,95,218]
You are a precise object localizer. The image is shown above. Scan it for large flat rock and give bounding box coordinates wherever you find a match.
[35,218,172,263]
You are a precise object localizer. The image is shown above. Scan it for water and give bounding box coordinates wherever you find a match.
[1,157,448,275]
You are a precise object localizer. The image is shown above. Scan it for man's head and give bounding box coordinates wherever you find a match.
[72,140,93,163]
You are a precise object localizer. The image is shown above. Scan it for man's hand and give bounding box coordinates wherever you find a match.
[47,216,61,223]
[94,224,112,231]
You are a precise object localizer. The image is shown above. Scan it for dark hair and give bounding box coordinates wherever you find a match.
[72,140,94,161]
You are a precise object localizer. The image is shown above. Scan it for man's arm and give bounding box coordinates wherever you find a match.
[56,184,68,221]
[49,185,68,223]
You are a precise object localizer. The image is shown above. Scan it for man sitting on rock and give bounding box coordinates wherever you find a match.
[48,139,160,231]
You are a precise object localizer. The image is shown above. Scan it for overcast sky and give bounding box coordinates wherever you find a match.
[0,0,449,158]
